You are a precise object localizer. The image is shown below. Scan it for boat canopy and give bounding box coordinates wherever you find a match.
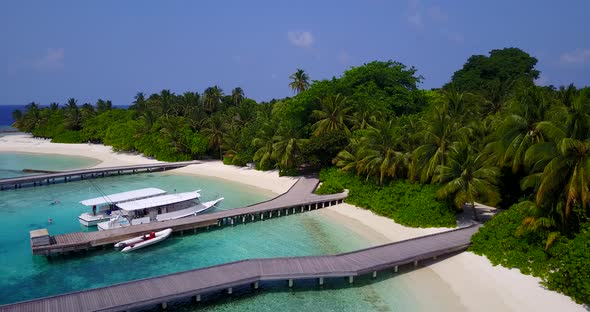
[116,191,200,211]
[79,188,166,206]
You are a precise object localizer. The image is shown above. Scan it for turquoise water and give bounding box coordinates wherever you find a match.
[0,152,101,178]
[0,153,464,311]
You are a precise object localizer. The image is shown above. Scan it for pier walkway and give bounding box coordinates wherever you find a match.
[3,224,481,312]
[0,161,200,190]
[31,176,348,256]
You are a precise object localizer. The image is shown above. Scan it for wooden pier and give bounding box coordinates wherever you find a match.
[30,176,348,256]
[0,161,200,190]
[3,224,481,312]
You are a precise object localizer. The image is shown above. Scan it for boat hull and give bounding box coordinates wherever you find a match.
[118,228,173,252]
[78,213,111,227]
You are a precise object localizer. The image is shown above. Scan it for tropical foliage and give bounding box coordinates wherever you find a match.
[12,47,590,304]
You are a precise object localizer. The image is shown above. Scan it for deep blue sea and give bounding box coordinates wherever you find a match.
[0,105,25,129]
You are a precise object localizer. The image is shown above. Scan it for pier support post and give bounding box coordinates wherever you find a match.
[319,277,324,286]
[242,216,246,223]
[261,213,264,221]
[414,260,418,267]
[348,276,354,284]
[230,218,234,225]
[288,279,293,288]
[394,265,398,273]
[161,302,167,310]
[293,207,296,214]
[227,287,233,295]
[433,255,437,260]
[278,210,281,217]
[253,281,259,289]
[372,271,377,278]
[193,294,201,302]
[251,215,254,222]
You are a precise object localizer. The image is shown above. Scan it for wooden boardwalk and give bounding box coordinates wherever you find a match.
[0,161,200,190]
[31,176,348,255]
[3,224,481,312]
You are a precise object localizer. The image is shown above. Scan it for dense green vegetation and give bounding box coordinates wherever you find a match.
[318,168,457,227]
[470,203,590,304]
[12,47,590,304]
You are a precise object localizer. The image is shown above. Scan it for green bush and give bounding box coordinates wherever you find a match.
[546,224,590,304]
[51,130,83,143]
[223,156,233,165]
[469,202,551,276]
[319,167,457,228]
[470,202,590,305]
[279,168,299,176]
[316,180,344,194]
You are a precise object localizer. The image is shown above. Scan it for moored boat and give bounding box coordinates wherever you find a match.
[115,228,173,252]
[97,190,223,230]
[78,188,167,226]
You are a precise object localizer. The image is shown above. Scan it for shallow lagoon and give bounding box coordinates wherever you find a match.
[0,153,464,311]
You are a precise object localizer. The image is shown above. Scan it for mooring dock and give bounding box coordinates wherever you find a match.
[4,224,481,312]
[30,176,348,256]
[0,161,200,190]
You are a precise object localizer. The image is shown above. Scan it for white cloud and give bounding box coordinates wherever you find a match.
[32,48,65,71]
[560,48,590,64]
[287,31,314,48]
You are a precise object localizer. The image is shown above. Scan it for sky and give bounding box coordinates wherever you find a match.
[0,0,589,106]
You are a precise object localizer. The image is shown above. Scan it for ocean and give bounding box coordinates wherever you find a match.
[0,105,25,128]
[0,153,465,311]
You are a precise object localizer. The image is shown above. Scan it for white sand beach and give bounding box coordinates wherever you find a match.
[0,133,296,194]
[0,133,585,311]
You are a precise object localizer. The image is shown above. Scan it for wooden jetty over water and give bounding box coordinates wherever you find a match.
[0,161,200,190]
[3,224,481,312]
[30,176,348,256]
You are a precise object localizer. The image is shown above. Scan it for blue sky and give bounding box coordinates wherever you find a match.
[0,0,589,106]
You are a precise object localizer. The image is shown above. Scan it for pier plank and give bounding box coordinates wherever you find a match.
[2,224,480,312]
[31,176,348,255]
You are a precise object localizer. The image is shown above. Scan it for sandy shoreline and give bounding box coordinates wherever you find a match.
[0,133,296,194]
[1,133,585,311]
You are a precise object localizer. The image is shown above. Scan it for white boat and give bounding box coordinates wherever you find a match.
[115,228,173,252]
[97,190,223,231]
[78,188,167,226]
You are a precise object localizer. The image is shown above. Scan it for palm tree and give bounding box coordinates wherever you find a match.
[22,102,42,131]
[434,142,501,220]
[96,99,112,113]
[253,121,280,170]
[413,105,465,183]
[493,85,552,172]
[203,86,223,114]
[334,120,407,184]
[201,115,227,159]
[289,69,310,94]
[130,92,146,112]
[350,104,378,130]
[357,120,407,184]
[311,94,351,136]
[64,98,81,130]
[231,87,244,106]
[272,129,308,170]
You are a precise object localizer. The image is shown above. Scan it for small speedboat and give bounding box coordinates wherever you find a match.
[115,228,172,252]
